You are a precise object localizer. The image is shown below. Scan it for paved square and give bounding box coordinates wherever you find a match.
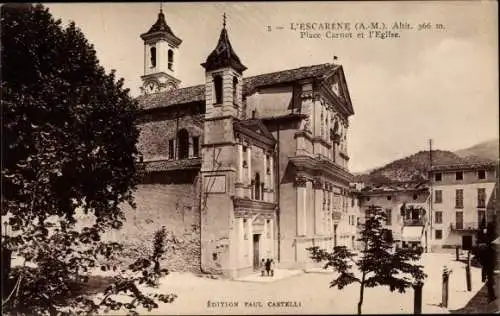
[95,252,484,314]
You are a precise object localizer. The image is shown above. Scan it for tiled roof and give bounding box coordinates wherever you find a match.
[137,63,339,111]
[137,84,205,110]
[201,27,246,73]
[360,181,429,194]
[137,158,201,173]
[431,161,498,172]
[141,10,177,39]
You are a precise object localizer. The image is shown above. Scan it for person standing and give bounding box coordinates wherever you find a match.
[260,258,266,277]
[270,259,275,277]
[484,220,497,302]
[265,258,271,276]
[484,241,497,302]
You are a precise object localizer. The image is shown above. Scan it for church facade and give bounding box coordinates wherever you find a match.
[132,9,356,278]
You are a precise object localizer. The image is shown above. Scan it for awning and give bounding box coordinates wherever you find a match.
[402,226,424,242]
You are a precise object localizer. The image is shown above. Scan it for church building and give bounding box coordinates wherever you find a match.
[129,9,356,278]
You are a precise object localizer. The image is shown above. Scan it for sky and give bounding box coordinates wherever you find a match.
[45,1,498,173]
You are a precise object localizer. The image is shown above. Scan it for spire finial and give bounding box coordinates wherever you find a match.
[160,2,163,14]
[223,12,227,29]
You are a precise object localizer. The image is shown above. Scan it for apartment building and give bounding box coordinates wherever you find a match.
[358,182,431,251]
[429,161,498,250]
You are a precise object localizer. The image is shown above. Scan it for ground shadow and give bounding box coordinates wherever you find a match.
[451,275,499,314]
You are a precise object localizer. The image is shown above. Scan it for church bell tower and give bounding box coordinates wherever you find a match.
[140,7,182,94]
[199,14,247,277]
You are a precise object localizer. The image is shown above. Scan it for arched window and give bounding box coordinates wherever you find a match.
[254,173,261,200]
[168,49,174,70]
[177,129,189,159]
[150,46,156,68]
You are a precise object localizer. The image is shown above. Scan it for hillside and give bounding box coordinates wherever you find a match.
[355,150,470,184]
[355,139,499,185]
[455,138,499,162]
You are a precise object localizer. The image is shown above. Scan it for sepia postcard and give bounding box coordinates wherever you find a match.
[1,1,499,315]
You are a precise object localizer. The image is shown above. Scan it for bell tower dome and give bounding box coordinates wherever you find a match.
[140,7,182,94]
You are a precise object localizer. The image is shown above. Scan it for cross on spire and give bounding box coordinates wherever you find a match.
[223,12,227,28]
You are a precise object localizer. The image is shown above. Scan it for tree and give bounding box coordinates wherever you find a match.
[308,205,427,314]
[1,4,174,314]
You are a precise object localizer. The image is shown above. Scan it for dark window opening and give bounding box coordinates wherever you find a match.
[413,194,418,200]
[192,136,200,157]
[232,76,238,104]
[177,129,189,159]
[168,49,174,71]
[456,172,463,180]
[456,211,463,229]
[478,170,486,179]
[478,188,486,208]
[455,189,464,209]
[168,139,174,159]
[435,190,442,203]
[435,211,443,224]
[387,196,392,201]
[385,209,392,225]
[254,173,261,200]
[435,173,442,182]
[435,229,442,240]
[213,75,223,104]
[150,46,156,68]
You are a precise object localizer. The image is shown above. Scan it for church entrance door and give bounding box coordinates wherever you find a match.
[253,234,260,270]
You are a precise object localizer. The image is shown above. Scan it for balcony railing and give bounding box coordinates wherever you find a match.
[403,218,427,226]
[450,222,478,231]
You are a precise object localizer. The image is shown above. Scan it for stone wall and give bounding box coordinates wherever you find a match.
[103,170,202,273]
[137,109,204,161]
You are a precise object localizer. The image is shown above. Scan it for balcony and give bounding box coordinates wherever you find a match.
[403,218,427,226]
[450,222,478,232]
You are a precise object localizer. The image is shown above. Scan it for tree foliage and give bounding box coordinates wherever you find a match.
[1,4,175,314]
[308,205,427,314]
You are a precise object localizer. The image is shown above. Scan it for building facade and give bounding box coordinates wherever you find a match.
[358,182,431,251]
[126,10,356,278]
[429,161,498,250]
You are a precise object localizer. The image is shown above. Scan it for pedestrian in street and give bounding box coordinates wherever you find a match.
[265,258,271,276]
[478,243,488,283]
[484,241,497,302]
[270,259,275,277]
[260,258,266,277]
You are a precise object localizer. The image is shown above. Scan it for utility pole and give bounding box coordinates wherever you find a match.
[428,139,433,252]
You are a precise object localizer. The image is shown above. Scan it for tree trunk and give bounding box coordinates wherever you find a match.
[2,247,12,299]
[358,272,366,314]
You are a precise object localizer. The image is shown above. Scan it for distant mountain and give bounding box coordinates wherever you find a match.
[455,138,499,162]
[354,139,499,185]
[354,150,470,184]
